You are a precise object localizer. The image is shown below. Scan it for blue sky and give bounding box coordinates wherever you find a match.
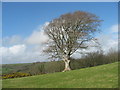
[1,2,118,64]
[3,2,118,37]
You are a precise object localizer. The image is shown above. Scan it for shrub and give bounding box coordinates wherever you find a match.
[2,72,31,79]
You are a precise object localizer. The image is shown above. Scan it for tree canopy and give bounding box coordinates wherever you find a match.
[43,11,102,71]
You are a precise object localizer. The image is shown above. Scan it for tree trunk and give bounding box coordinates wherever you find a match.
[62,56,71,72]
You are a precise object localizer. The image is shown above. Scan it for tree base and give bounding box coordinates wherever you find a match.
[62,68,71,72]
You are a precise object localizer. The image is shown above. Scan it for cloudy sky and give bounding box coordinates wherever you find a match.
[1,2,118,64]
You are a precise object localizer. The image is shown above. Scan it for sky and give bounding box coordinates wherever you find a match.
[1,2,118,64]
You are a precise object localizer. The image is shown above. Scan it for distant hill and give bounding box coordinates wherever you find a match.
[2,62,118,88]
[2,50,118,76]
[2,61,64,75]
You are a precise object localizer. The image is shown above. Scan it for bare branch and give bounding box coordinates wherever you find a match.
[44,11,102,60]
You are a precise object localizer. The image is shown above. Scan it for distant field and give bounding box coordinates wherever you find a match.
[2,62,118,88]
[2,61,65,75]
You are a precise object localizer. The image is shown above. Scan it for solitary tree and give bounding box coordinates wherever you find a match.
[43,11,102,72]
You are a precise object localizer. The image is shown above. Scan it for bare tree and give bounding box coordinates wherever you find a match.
[43,11,102,72]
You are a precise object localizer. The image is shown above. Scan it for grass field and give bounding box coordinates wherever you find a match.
[2,62,118,88]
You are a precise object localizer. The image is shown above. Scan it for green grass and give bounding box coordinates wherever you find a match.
[2,63,33,74]
[2,62,118,88]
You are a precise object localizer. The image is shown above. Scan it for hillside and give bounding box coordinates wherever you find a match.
[2,62,118,88]
[2,50,118,76]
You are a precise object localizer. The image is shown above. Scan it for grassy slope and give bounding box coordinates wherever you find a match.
[2,62,118,88]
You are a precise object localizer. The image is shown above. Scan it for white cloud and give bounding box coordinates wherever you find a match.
[110,24,118,33]
[97,24,118,53]
[97,34,118,53]
[1,22,50,64]
[2,35,23,46]
[9,44,26,55]
[26,22,49,45]
[0,47,8,55]
[0,44,26,56]
[1,44,49,64]
[26,30,49,44]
